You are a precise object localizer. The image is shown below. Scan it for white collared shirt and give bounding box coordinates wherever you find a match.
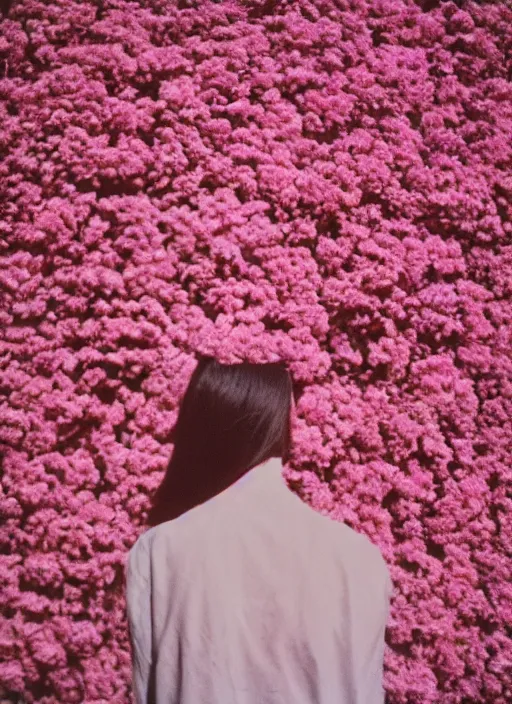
[126,456,392,704]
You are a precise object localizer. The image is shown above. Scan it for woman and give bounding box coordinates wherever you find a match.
[126,356,392,704]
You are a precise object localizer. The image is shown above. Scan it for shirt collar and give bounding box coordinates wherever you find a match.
[232,455,288,492]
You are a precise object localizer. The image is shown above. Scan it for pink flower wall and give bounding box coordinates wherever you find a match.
[1,0,511,702]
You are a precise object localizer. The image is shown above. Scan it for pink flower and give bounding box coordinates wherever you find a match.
[2,0,511,701]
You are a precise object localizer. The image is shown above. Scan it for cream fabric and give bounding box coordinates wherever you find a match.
[126,456,392,704]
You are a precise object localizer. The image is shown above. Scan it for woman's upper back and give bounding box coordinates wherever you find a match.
[126,457,392,704]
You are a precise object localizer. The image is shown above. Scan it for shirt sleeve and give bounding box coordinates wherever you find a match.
[126,537,153,704]
[353,552,393,704]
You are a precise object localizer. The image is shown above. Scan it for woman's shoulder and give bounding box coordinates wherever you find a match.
[128,519,180,561]
[315,512,390,580]
[127,525,158,564]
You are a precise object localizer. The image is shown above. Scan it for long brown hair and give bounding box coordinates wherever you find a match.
[147,356,294,527]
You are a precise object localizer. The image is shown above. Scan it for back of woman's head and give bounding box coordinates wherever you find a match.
[146,356,294,527]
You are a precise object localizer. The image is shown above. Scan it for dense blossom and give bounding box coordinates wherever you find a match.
[1,1,511,702]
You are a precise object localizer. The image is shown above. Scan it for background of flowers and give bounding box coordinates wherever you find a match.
[1,0,511,702]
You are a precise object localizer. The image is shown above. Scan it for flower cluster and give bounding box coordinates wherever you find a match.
[1,1,511,702]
